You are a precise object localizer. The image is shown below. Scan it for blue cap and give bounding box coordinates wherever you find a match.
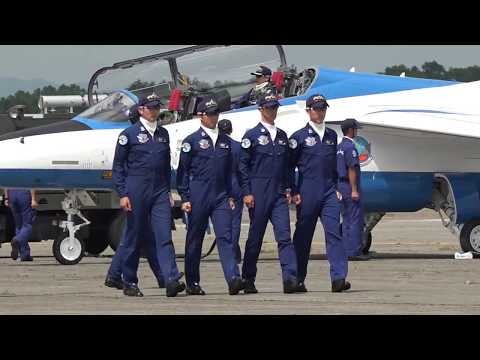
[251,66,272,77]
[258,93,280,108]
[306,94,329,109]
[138,93,163,107]
[341,118,362,132]
[197,97,220,115]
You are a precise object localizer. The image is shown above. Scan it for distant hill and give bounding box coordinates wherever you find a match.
[0,77,58,98]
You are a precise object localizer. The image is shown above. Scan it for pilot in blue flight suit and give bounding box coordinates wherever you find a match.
[218,119,243,264]
[337,118,370,261]
[112,93,185,297]
[289,95,350,293]
[233,66,277,109]
[105,104,170,291]
[4,188,37,261]
[176,97,244,296]
[238,93,299,294]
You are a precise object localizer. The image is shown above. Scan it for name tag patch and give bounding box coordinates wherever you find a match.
[258,135,270,145]
[199,139,210,149]
[137,133,149,144]
[305,137,317,147]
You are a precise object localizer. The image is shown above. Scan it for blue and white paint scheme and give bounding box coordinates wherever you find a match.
[0,45,478,257]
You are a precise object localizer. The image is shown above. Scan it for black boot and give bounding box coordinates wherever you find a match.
[243,279,258,294]
[166,280,186,297]
[331,279,351,293]
[104,276,124,290]
[283,279,298,294]
[228,278,245,295]
[296,282,308,293]
[123,285,144,297]
[186,284,206,295]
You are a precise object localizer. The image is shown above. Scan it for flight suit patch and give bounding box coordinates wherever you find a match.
[258,135,269,145]
[289,139,298,149]
[199,139,210,149]
[219,143,229,149]
[118,135,128,146]
[241,138,251,149]
[305,137,317,147]
[137,133,149,144]
[182,143,191,153]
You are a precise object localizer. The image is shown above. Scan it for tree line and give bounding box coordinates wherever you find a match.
[2,61,480,114]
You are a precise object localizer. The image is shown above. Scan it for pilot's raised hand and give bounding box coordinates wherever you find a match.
[181,201,192,213]
[120,196,132,212]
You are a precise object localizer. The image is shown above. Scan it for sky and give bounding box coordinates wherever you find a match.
[0,45,480,84]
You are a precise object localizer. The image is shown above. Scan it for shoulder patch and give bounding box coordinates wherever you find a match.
[118,135,128,146]
[289,138,298,149]
[241,138,251,149]
[182,142,191,153]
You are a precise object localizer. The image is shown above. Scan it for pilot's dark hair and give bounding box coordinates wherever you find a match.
[218,119,233,135]
[129,104,140,124]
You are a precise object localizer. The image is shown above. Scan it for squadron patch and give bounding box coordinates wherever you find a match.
[241,138,251,149]
[182,143,191,153]
[199,139,210,149]
[257,135,270,145]
[352,149,357,157]
[305,136,317,147]
[289,139,298,149]
[137,133,149,144]
[118,135,128,146]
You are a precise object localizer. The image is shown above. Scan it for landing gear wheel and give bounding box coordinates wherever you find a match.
[53,234,85,265]
[361,231,372,255]
[460,219,480,253]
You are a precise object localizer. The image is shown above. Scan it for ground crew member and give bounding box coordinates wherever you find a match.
[112,93,185,297]
[238,93,299,294]
[218,119,243,263]
[234,66,277,109]
[289,94,350,293]
[176,97,244,296]
[337,118,369,261]
[3,188,37,261]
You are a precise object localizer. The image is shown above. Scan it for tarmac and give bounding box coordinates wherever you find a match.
[1,209,479,315]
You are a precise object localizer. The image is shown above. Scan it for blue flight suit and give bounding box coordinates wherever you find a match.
[337,137,364,256]
[176,128,241,287]
[230,138,244,262]
[8,189,35,260]
[289,124,347,283]
[238,123,297,283]
[106,224,164,286]
[112,121,182,287]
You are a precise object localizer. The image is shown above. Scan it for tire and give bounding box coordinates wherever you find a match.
[85,232,110,255]
[460,219,480,253]
[108,211,126,251]
[52,234,85,265]
[361,231,372,255]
